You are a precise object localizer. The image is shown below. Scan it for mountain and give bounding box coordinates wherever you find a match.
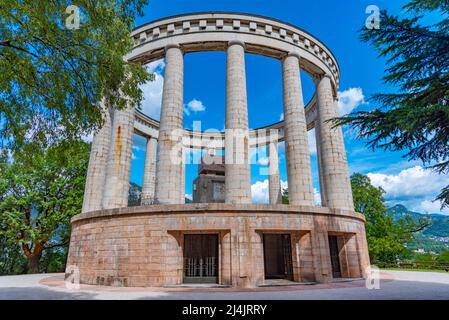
[387,204,449,237]
[387,204,424,221]
[387,204,449,253]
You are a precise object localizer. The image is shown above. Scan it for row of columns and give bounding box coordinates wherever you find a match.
[82,42,354,213]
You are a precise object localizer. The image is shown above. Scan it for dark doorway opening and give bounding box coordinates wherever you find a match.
[183,234,218,284]
[328,235,342,278]
[263,234,293,280]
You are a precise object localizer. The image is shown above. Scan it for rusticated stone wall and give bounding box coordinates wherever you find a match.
[66,204,370,288]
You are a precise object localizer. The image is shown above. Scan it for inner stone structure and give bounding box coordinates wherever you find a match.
[66,12,370,288]
[193,155,225,203]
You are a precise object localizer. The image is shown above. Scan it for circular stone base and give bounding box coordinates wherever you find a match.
[66,204,370,288]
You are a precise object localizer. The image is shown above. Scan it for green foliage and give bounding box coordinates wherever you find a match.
[128,182,142,207]
[0,235,28,275]
[414,252,434,263]
[0,141,90,273]
[351,173,426,266]
[281,188,289,204]
[0,0,150,149]
[436,251,449,264]
[335,1,449,209]
[387,204,449,253]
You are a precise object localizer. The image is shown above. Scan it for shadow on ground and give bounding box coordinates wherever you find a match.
[0,286,97,300]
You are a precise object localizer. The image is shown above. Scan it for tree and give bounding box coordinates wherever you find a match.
[282,188,289,204]
[0,235,28,275]
[128,182,142,207]
[0,141,90,273]
[0,0,150,149]
[351,173,428,266]
[336,1,449,209]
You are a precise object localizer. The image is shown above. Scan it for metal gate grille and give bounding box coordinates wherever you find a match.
[183,234,218,283]
[328,235,342,278]
[282,234,293,279]
[263,234,293,280]
[184,257,217,277]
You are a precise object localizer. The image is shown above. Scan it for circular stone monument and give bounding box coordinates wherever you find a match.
[66,12,370,288]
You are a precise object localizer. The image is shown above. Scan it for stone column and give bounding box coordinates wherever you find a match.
[154,44,184,204]
[141,136,157,205]
[179,146,186,203]
[315,75,354,211]
[224,40,251,204]
[102,103,135,209]
[82,101,112,213]
[315,125,326,206]
[268,142,282,204]
[282,53,314,206]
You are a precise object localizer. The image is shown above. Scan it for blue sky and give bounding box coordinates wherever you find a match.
[129,0,449,214]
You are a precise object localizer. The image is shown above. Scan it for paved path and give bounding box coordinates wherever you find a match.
[0,271,448,300]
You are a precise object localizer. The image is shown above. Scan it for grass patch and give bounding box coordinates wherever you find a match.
[383,267,449,273]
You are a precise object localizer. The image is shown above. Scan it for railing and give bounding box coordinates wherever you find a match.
[397,261,449,271]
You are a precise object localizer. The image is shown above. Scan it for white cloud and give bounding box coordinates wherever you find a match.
[367,166,447,199]
[338,87,366,115]
[420,200,449,214]
[81,132,93,143]
[308,129,317,155]
[279,112,284,121]
[258,157,269,165]
[251,179,270,204]
[185,194,193,201]
[139,59,165,120]
[251,179,321,205]
[313,188,322,206]
[184,99,206,116]
[367,166,448,214]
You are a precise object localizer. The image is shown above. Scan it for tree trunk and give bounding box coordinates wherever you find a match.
[28,255,40,274]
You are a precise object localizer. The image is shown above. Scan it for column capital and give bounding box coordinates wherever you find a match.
[285,51,301,61]
[165,43,181,51]
[313,73,332,82]
[228,40,246,49]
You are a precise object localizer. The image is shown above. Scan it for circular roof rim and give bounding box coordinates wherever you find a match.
[135,94,316,134]
[132,11,340,72]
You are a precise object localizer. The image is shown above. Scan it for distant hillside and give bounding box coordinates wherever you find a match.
[387,204,449,237]
[387,204,449,253]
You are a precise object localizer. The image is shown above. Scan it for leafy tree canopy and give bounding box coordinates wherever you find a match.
[336,0,449,209]
[0,0,150,149]
[351,173,429,266]
[0,141,90,273]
